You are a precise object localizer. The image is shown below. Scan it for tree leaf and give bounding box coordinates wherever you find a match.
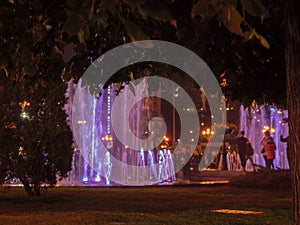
[20,48,36,76]
[254,32,270,49]
[123,0,146,8]
[129,72,135,81]
[77,24,90,45]
[122,19,153,48]
[0,66,9,77]
[0,55,8,68]
[240,0,268,20]
[191,0,219,18]
[100,0,119,11]
[139,0,177,27]
[32,23,47,42]
[116,82,125,95]
[223,0,238,7]
[44,24,53,32]
[242,28,256,41]
[77,29,85,44]
[39,79,47,88]
[64,12,82,36]
[61,72,73,82]
[66,0,82,8]
[220,5,243,36]
[30,0,43,10]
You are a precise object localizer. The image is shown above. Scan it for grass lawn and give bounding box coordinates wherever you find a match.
[0,184,292,225]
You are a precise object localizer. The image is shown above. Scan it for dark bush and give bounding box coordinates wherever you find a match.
[229,168,292,190]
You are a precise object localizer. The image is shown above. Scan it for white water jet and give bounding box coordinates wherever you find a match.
[62,79,176,186]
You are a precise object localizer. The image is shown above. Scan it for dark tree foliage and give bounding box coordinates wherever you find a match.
[0,0,285,106]
[0,75,73,195]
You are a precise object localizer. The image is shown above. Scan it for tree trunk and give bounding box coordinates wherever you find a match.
[33,181,41,196]
[20,178,34,196]
[284,0,300,224]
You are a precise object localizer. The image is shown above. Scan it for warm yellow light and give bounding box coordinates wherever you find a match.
[262,126,275,134]
[212,209,264,215]
[202,168,216,171]
[271,128,275,133]
[202,128,213,137]
[198,180,229,185]
[102,135,113,141]
[19,101,30,109]
[262,126,270,133]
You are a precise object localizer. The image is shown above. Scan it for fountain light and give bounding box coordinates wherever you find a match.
[82,176,88,183]
[94,174,101,182]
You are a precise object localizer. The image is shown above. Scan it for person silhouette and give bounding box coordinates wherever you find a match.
[261,130,273,167]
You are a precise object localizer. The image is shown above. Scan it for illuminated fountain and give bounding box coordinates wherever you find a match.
[62,79,176,186]
[239,104,289,169]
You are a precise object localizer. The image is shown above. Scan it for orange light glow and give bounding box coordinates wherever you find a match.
[198,180,229,185]
[212,209,264,215]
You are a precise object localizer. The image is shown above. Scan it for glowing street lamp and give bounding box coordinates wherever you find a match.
[19,100,30,119]
[102,134,113,149]
[262,126,275,134]
[201,128,215,139]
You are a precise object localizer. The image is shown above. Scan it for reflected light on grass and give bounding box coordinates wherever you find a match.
[212,209,265,215]
[198,180,229,185]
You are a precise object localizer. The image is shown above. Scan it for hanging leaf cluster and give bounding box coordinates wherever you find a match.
[192,0,270,49]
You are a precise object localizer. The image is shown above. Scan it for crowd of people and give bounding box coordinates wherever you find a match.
[236,129,284,171]
[171,128,288,181]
